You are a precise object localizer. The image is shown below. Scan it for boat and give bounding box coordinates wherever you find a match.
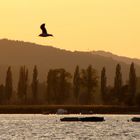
[80,116,105,122]
[60,116,105,122]
[131,117,140,122]
[60,117,80,122]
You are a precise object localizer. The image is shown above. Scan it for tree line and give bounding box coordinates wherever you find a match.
[0,62,139,106]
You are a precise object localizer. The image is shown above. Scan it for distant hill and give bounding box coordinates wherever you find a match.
[93,50,140,65]
[0,39,140,87]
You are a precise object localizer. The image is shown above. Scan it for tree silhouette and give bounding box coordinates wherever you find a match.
[128,62,136,105]
[46,70,53,104]
[73,65,80,104]
[60,69,72,104]
[114,64,122,104]
[31,65,38,103]
[0,84,5,104]
[47,68,72,104]
[80,65,98,104]
[0,63,138,107]
[17,66,28,104]
[5,67,13,103]
[101,67,107,104]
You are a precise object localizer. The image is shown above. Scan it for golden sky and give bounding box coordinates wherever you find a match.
[0,0,140,58]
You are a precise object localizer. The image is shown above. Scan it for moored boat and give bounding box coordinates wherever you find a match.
[60,116,105,122]
[60,117,80,121]
[80,116,105,122]
[131,117,140,122]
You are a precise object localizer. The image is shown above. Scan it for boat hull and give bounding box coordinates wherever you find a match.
[60,116,105,122]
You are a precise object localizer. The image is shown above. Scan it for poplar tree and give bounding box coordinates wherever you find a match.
[73,65,80,104]
[114,64,122,102]
[31,65,38,102]
[101,67,107,103]
[46,70,53,104]
[5,67,13,102]
[0,84,5,104]
[128,62,136,105]
[17,66,28,103]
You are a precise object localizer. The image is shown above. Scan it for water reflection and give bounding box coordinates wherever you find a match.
[0,114,139,140]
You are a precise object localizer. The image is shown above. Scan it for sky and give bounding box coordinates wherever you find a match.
[0,0,140,58]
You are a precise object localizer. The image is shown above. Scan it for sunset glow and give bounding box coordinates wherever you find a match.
[0,0,140,58]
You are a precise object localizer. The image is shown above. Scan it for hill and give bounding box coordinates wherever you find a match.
[0,39,140,87]
[93,50,140,65]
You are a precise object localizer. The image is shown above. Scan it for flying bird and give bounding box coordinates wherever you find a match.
[39,23,53,37]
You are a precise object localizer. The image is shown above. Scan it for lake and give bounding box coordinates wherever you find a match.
[0,114,139,140]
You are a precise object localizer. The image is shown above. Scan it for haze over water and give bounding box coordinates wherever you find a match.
[0,114,139,140]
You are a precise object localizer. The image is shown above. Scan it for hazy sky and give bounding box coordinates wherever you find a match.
[0,0,140,58]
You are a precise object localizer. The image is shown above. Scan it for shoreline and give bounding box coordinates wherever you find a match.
[0,105,139,114]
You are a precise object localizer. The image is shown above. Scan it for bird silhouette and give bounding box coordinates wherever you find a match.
[39,23,53,37]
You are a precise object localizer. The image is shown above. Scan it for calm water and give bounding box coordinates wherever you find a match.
[0,114,139,140]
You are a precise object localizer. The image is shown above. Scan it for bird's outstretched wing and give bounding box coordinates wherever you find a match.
[40,23,47,34]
